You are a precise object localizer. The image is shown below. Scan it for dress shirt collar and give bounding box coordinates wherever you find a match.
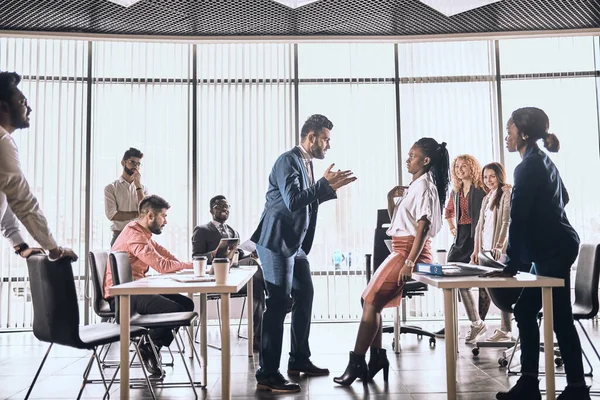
[118,175,134,185]
[0,124,9,138]
[131,221,152,239]
[409,171,433,187]
[296,144,313,162]
[211,220,226,228]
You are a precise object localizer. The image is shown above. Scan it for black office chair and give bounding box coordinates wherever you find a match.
[25,254,151,399]
[568,243,600,376]
[109,251,202,396]
[365,209,436,352]
[472,251,521,366]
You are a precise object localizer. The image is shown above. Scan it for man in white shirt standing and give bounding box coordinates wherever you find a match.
[0,71,77,262]
[104,147,148,245]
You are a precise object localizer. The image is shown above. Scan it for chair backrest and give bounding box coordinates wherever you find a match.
[573,243,600,318]
[88,250,113,318]
[373,209,392,272]
[26,254,84,348]
[109,251,138,320]
[478,251,521,313]
[109,251,134,286]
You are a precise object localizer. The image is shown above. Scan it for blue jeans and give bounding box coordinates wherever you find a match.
[514,250,585,385]
[255,245,314,378]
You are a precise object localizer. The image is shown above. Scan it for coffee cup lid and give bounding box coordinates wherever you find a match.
[193,255,208,260]
[213,257,230,263]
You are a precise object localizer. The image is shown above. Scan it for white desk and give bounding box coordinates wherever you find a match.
[109,266,257,400]
[412,270,564,400]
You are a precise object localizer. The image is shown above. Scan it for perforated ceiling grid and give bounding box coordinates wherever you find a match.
[0,0,599,37]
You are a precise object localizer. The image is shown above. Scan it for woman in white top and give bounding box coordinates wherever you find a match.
[470,162,513,341]
[334,137,450,386]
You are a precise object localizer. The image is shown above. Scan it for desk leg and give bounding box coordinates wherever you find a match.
[221,293,231,399]
[247,277,254,357]
[120,295,130,400]
[444,288,457,400]
[200,293,208,386]
[542,287,555,399]
[394,305,400,354]
[188,292,194,359]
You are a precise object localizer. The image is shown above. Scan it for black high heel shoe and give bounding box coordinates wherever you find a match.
[333,351,368,386]
[368,348,389,382]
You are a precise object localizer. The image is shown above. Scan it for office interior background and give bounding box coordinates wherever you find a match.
[1,0,600,331]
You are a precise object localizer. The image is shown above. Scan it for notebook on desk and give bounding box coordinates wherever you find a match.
[416,262,486,276]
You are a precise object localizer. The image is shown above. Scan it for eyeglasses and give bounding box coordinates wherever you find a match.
[126,160,142,167]
[212,204,231,210]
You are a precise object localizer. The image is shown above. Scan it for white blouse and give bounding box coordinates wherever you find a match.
[482,191,496,250]
[386,172,442,240]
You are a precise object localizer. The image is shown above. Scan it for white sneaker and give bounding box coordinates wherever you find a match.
[486,329,512,342]
[465,321,487,344]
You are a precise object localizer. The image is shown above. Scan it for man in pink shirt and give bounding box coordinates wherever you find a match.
[103,194,194,376]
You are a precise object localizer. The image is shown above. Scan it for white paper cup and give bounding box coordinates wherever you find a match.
[436,250,448,265]
[193,256,207,276]
[213,258,230,284]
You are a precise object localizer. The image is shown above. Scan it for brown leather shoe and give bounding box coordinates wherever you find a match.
[288,359,330,376]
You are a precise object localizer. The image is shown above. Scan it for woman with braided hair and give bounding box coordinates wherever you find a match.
[334,137,450,386]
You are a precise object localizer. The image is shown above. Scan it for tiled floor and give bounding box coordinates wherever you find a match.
[2,319,600,399]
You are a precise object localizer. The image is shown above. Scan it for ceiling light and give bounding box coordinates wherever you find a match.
[419,0,503,17]
[107,0,143,8]
[270,0,322,9]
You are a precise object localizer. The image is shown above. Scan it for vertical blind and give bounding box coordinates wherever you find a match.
[0,36,599,328]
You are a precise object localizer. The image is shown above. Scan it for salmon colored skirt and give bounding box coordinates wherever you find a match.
[362,235,433,309]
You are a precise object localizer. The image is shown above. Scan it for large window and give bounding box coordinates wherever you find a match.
[0,35,599,328]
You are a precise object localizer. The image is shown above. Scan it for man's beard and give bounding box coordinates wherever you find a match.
[310,143,325,159]
[124,166,135,176]
[149,220,163,235]
[10,107,29,129]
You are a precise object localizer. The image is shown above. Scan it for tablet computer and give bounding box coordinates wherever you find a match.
[215,238,240,261]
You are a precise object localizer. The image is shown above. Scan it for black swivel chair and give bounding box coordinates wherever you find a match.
[472,251,521,366]
[109,251,202,396]
[564,243,600,377]
[25,254,151,399]
[365,209,436,352]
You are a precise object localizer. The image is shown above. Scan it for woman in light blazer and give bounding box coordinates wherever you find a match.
[471,162,513,342]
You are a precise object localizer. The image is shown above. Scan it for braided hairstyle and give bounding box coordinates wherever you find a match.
[413,138,451,212]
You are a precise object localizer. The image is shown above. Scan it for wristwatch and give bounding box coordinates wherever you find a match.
[13,242,29,256]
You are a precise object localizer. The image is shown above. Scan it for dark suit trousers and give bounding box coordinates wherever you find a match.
[255,245,314,378]
[109,294,195,348]
[514,252,585,385]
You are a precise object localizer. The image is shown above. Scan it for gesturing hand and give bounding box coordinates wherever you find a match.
[387,186,407,199]
[323,163,357,191]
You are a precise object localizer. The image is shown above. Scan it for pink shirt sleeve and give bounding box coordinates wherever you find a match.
[129,241,191,274]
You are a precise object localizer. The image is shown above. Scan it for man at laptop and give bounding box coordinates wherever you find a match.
[192,195,265,350]
[104,194,194,376]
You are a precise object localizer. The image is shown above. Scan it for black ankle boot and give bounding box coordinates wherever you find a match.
[333,352,368,386]
[367,348,390,382]
[496,376,541,400]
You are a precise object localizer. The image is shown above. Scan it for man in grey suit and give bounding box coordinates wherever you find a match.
[191,195,265,350]
[251,114,356,393]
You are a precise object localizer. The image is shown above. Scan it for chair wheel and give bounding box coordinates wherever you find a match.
[429,338,436,347]
[498,357,508,367]
[555,357,563,367]
[417,334,423,339]
[472,347,480,356]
